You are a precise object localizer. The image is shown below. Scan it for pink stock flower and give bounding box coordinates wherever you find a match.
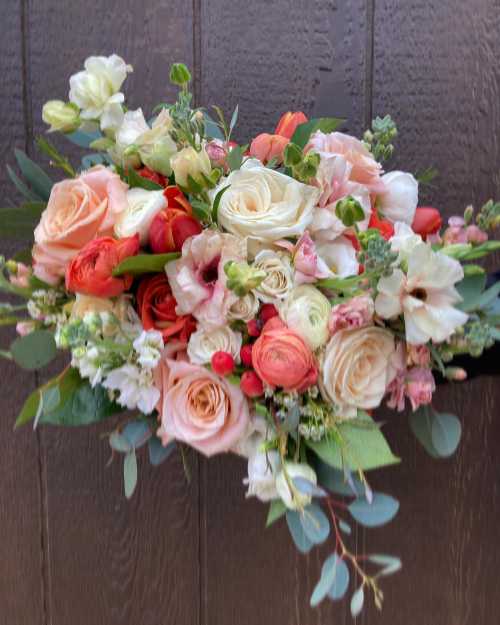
[406,368,436,411]
[165,229,246,328]
[291,231,332,284]
[443,216,488,246]
[406,344,431,367]
[9,263,31,288]
[329,295,374,335]
[16,321,36,336]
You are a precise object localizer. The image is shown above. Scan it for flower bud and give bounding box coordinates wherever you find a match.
[275,462,317,510]
[274,111,308,140]
[444,367,467,381]
[335,195,365,227]
[463,204,474,225]
[171,145,212,189]
[169,63,191,86]
[283,142,303,167]
[240,344,253,367]
[411,207,442,239]
[240,371,264,397]
[211,351,235,376]
[42,100,80,133]
[224,261,266,297]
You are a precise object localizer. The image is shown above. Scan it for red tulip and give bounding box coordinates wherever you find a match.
[411,207,442,238]
[149,186,202,253]
[274,111,308,139]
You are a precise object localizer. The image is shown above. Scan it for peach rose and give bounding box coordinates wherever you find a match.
[155,352,250,456]
[32,166,128,284]
[252,317,318,392]
[321,326,396,418]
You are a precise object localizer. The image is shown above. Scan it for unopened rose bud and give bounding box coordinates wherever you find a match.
[42,100,80,133]
[224,261,266,297]
[444,367,467,381]
[335,195,365,227]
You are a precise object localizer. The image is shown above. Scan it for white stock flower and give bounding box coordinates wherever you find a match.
[171,145,212,188]
[215,159,319,244]
[243,450,280,502]
[133,330,164,369]
[316,236,359,278]
[279,285,331,350]
[253,250,294,303]
[187,325,243,365]
[275,462,317,510]
[375,243,468,344]
[71,345,103,387]
[69,54,132,123]
[227,292,260,322]
[103,364,160,414]
[320,326,396,418]
[114,188,167,244]
[378,171,418,225]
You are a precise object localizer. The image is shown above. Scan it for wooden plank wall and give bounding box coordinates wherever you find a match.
[0,1,499,624]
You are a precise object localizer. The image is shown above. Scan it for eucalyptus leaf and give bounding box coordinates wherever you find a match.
[229,104,239,135]
[81,153,112,170]
[122,420,152,449]
[339,519,352,535]
[66,127,102,148]
[203,112,225,141]
[456,272,487,312]
[266,499,287,527]
[7,164,39,201]
[368,554,402,576]
[475,281,500,310]
[328,556,350,601]
[10,330,57,370]
[311,553,348,607]
[148,436,176,466]
[226,145,244,171]
[14,149,53,201]
[290,117,344,149]
[286,510,314,553]
[109,431,132,454]
[409,406,439,457]
[350,586,365,617]
[124,449,138,499]
[431,412,461,457]
[314,460,363,497]
[299,503,330,544]
[112,252,180,277]
[292,477,327,498]
[348,493,399,528]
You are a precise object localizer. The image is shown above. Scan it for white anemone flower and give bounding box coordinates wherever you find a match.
[375,243,468,345]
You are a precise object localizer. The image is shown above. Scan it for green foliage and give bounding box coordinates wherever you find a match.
[112,252,180,277]
[368,554,402,576]
[226,144,246,171]
[14,149,53,201]
[66,127,101,148]
[350,586,365,617]
[266,499,287,527]
[36,136,76,177]
[335,195,365,227]
[409,406,461,458]
[363,115,398,163]
[299,504,330,544]
[286,510,314,553]
[10,330,57,370]
[415,166,438,187]
[290,117,344,149]
[169,62,191,86]
[307,412,400,472]
[347,493,399,527]
[311,554,350,607]
[211,184,230,222]
[123,449,138,499]
[148,437,176,466]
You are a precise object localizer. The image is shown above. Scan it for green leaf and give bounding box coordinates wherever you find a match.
[212,184,230,223]
[226,145,244,171]
[122,420,151,449]
[307,412,400,472]
[190,198,212,221]
[461,240,500,260]
[328,555,350,601]
[300,503,330,544]
[431,412,462,457]
[350,586,365,618]
[10,330,57,370]
[286,510,314,554]
[112,252,180,277]
[368,554,402,576]
[290,117,344,149]
[456,272,487,312]
[14,149,53,201]
[316,274,364,291]
[348,493,399,527]
[186,174,203,194]
[475,281,500,310]
[15,388,43,428]
[66,127,101,148]
[109,431,132,453]
[266,499,287,527]
[311,554,349,607]
[148,437,176,466]
[81,153,112,170]
[203,112,225,141]
[409,407,439,458]
[229,104,239,135]
[7,164,39,201]
[124,449,138,499]
[127,166,163,190]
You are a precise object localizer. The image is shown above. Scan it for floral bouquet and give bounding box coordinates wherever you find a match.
[1,54,500,618]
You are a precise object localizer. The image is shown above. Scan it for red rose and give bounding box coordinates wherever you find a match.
[411,207,442,239]
[149,186,202,253]
[274,111,308,139]
[137,273,196,343]
[368,210,394,240]
[65,235,139,297]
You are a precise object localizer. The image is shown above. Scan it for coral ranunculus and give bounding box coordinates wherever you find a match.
[149,186,202,253]
[411,206,442,239]
[137,273,196,343]
[275,111,308,139]
[249,133,289,164]
[252,317,318,392]
[65,235,139,297]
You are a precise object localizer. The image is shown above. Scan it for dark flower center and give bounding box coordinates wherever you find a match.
[201,256,220,285]
[410,288,427,301]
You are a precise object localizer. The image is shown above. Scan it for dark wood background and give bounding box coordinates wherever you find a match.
[1,1,499,623]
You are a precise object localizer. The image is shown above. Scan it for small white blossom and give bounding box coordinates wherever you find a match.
[132,330,164,369]
[103,364,160,414]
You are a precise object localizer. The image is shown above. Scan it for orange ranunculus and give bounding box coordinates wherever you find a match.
[137,273,196,343]
[411,207,442,239]
[252,317,318,392]
[65,235,139,297]
[249,133,289,164]
[149,186,202,253]
[275,111,308,139]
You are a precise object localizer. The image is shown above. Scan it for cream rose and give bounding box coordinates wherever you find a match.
[279,285,331,350]
[321,326,396,418]
[227,292,260,322]
[171,145,212,188]
[187,325,243,365]
[32,166,128,284]
[253,250,294,303]
[69,54,132,122]
[215,159,319,244]
[114,188,167,244]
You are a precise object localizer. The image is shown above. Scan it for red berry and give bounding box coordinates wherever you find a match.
[260,303,278,324]
[211,351,235,376]
[240,344,253,367]
[240,371,264,398]
[247,319,261,337]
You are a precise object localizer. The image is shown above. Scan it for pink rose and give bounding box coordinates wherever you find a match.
[307,131,384,194]
[252,317,318,392]
[32,166,128,284]
[166,229,246,328]
[155,349,250,456]
[329,295,374,334]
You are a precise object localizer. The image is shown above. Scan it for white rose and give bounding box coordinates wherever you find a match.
[253,250,294,303]
[378,171,418,225]
[114,188,166,244]
[275,462,317,510]
[171,145,212,188]
[321,326,396,418]
[215,159,319,244]
[280,285,331,350]
[227,292,260,322]
[243,450,280,502]
[69,54,132,122]
[187,325,243,365]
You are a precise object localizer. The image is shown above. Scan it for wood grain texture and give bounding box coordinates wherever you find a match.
[0,2,44,624]
[198,2,368,623]
[22,2,199,624]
